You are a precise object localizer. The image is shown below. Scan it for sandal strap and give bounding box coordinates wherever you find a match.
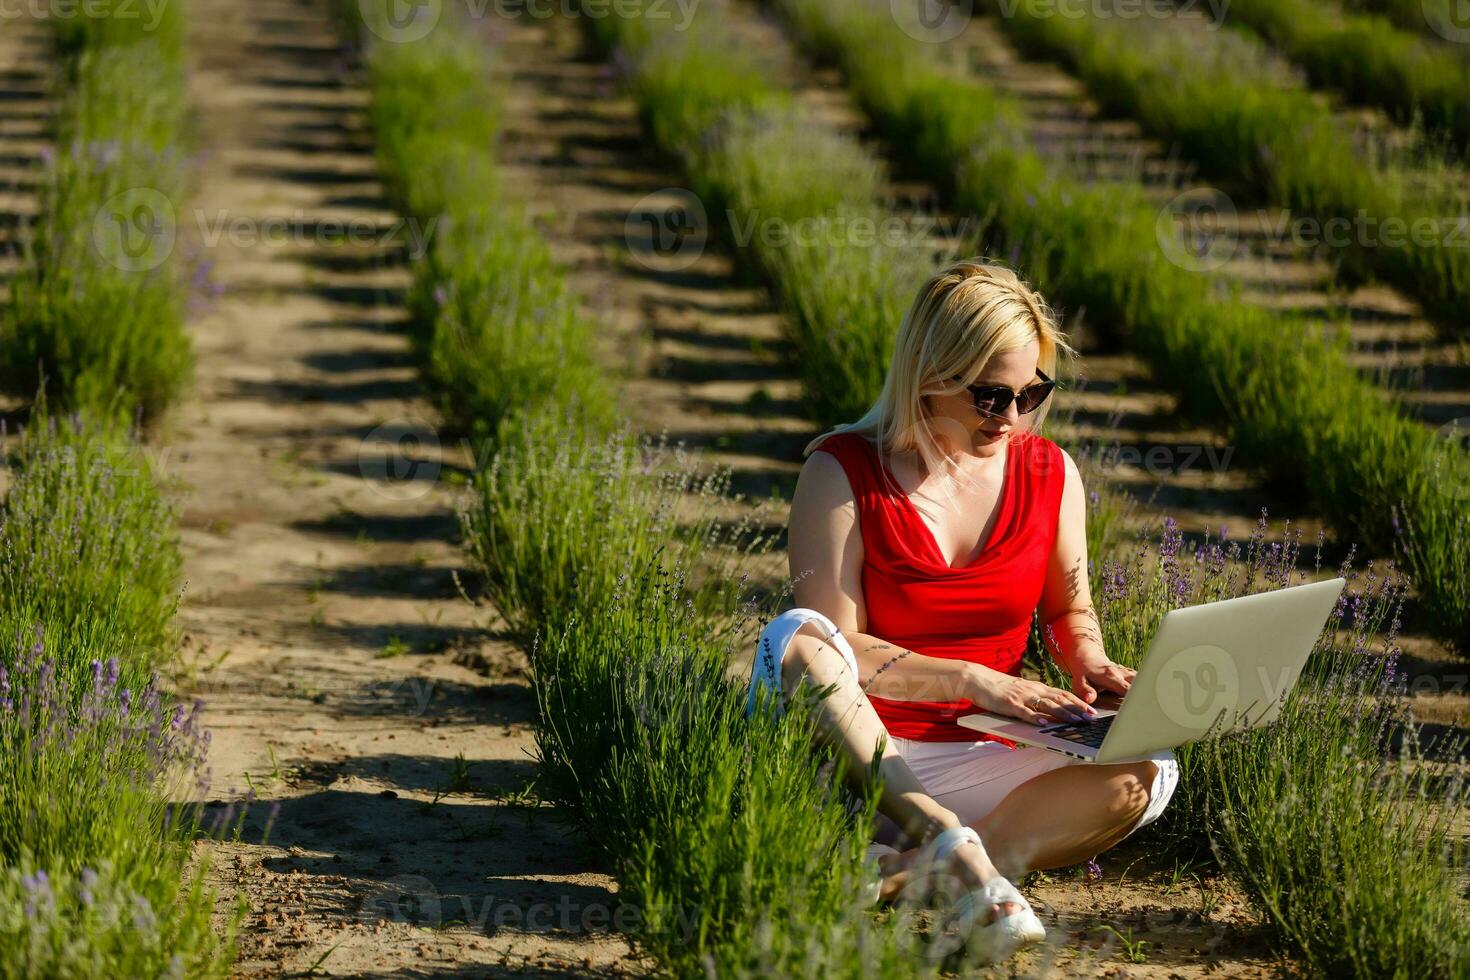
[925,825,981,866]
[971,873,1030,912]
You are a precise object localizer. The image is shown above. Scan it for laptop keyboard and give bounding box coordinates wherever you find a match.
[1040,714,1115,749]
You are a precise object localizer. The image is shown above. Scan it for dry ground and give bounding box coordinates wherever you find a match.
[173,0,641,974]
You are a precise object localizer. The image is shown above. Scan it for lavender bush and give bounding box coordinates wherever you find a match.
[0,412,182,693]
[349,1,615,440]
[1033,512,1469,977]
[0,4,191,424]
[0,629,234,978]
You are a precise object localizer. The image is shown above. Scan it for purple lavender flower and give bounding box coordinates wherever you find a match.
[79,868,98,907]
[21,870,52,919]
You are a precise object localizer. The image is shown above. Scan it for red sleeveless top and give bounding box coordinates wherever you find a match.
[812,430,1066,743]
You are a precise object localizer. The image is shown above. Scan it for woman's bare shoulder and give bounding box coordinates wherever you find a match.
[792,447,857,513]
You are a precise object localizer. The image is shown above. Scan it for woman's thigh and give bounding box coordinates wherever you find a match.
[883,738,1179,845]
[868,738,1083,845]
[898,738,1085,828]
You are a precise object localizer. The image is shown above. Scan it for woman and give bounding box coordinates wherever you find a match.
[747,260,1179,963]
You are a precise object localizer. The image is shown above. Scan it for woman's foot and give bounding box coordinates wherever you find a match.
[876,830,1024,924]
[871,826,1046,963]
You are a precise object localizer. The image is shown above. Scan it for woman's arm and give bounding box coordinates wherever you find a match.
[1038,448,1137,703]
[789,450,1094,724]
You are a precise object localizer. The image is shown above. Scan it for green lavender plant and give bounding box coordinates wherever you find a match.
[0,2,192,424]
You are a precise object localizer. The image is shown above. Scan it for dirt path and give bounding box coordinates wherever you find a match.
[0,11,48,335]
[174,1,640,974]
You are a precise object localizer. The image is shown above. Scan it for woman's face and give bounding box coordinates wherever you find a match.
[925,340,1041,456]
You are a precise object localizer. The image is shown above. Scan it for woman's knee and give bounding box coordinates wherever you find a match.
[1112,755,1179,834]
[781,628,855,692]
[1107,760,1161,825]
[752,607,859,699]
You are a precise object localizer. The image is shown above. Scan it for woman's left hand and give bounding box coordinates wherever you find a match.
[1069,654,1136,705]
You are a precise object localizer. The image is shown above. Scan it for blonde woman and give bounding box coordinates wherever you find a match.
[747,260,1179,963]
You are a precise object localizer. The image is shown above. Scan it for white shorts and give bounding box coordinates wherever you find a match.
[750,608,1180,844]
[875,735,1180,847]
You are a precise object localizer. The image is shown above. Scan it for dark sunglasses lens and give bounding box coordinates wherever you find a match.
[971,387,1011,415]
[1016,382,1054,414]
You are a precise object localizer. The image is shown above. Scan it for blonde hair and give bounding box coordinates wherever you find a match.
[805,259,1075,491]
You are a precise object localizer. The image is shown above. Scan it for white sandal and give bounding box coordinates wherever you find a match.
[862,842,900,907]
[917,826,1047,963]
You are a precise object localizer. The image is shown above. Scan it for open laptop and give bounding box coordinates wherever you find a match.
[958,577,1347,763]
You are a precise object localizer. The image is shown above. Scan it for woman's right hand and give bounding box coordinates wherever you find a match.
[966,667,1097,726]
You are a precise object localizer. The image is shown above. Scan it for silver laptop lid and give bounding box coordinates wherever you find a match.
[1096,577,1347,762]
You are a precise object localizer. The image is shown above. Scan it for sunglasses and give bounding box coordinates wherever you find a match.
[956,367,1057,417]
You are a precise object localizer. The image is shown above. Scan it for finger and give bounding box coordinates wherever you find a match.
[1035,693,1092,723]
[1009,696,1056,726]
[1044,702,1090,723]
[1071,674,1098,704]
[1051,686,1097,714]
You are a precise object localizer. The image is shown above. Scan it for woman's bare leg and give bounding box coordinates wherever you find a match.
[972,760,1160,879]
[780,628,1021,917]
[875,759,1162,896]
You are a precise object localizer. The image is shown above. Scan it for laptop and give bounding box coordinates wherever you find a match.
[957,577,1347,763]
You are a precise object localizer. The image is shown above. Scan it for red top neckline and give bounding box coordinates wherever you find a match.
[870,436,1018,571]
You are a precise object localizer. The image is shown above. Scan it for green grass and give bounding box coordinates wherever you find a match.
[1339,0,1470,51]
[347,2,615,440]
[1210,0,1470,152]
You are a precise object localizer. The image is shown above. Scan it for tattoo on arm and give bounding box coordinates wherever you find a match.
[857,642,914,692]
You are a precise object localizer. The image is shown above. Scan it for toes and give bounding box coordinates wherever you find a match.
[989,900,1023,925]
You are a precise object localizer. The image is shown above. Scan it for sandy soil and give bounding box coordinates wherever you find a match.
[171,0,641,974]
[0,15,48,315]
